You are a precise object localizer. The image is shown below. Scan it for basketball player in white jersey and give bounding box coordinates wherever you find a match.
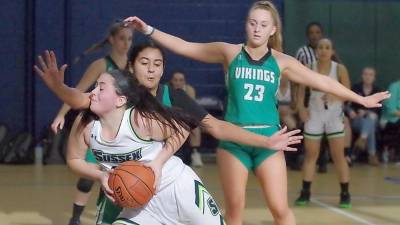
[34,52,226,225]
[296,38,352,208]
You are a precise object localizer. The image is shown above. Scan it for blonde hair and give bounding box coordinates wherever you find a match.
[249,1,283,52]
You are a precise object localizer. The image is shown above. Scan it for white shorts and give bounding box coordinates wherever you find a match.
[113,166,225,225]
[304,109,345,139]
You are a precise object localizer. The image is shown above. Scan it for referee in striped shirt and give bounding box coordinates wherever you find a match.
[293,22,328,173]
[295,22,323,66]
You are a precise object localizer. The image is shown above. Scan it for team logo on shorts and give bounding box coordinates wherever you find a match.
[207,197,219,216]
[194,180,226,225]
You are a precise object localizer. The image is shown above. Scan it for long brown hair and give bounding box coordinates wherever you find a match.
[248,1,283,52]
[74,21,133,64]
[78,70,198,139]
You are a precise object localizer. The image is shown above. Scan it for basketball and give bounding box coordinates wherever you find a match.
[108,161,155,208]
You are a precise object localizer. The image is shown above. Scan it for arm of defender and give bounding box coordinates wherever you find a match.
[132,113,190,189]
[124,16,231,64]
[34,50,91,109]
[54,59,105,113]
[279,52,390,108]
[201,115,302,151]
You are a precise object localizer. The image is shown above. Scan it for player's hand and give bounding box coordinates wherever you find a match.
[360,91,390,108]
[51,114,65,134]
[266,126,303,151]
[34,50,68,92]
[99,171,115,203]
[123,16,148,33]
[143,160,162,194]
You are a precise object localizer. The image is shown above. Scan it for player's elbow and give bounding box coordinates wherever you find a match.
[204,118,225,140]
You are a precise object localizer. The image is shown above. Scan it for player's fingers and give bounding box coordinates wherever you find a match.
[285,147,297,152]
[33,65,45,77]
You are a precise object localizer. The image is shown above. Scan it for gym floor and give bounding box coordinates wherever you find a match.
[0,163,399,225]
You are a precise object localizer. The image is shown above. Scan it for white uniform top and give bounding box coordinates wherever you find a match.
[309,61,343,111]
[89,107,185,190]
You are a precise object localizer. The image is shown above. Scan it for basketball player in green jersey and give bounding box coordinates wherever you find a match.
[124,1,390,224]
[49,21,133,225]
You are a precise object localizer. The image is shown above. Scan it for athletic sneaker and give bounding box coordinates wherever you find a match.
[68,218,80,225]
[191,149,203,167]
[295,190,310,206]
[339,192,352,209]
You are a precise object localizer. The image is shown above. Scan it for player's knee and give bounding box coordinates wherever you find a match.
[76,178,94,193]
[304,151,319,162]
[225,196,245,212]
[270,203,290,220]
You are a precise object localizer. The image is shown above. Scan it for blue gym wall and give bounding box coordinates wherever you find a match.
[0,0,283,137]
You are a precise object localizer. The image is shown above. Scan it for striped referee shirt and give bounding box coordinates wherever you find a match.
[295,45,316,66]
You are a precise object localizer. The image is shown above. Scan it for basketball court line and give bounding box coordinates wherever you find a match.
[311,198,378,225]
[304,193,400,201]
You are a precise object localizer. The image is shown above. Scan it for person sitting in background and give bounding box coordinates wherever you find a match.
[170,69,203,167]
[342,103,354,167]
[349,67,381,166]
[381,79,400,163]
[278,76,301,170]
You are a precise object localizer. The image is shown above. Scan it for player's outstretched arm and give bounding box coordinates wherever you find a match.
[34,50,90,109]
[279,52,390,108]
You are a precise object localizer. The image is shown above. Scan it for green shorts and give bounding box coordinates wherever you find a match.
[96,191,123,225]
[85,149,97,164]
[218,126,279,170]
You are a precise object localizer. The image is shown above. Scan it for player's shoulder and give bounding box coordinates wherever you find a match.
[223,43,243,59]
[336,63,348,73]
[89,58,107,69]
[271,49,294,63]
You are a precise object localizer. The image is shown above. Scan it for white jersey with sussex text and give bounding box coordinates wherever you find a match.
[89,107,185,190]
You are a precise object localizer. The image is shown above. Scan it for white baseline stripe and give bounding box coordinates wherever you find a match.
[311,198,378,225]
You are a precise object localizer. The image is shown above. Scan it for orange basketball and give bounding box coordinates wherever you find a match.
[108,160,155,208]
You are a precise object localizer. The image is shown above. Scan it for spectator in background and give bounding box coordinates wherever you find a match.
[278,76,301,170]
[295,22,329,173]
[349,67,381,166]
[295,22,323,66]
[381,79,400,163]
[170,70,203,167]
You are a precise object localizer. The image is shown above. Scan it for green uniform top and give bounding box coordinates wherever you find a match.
[105,55,119,71]
[224,46,281,126]
[161,84,172,107]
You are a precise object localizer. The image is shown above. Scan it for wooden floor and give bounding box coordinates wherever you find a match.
[0,163,399,225]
